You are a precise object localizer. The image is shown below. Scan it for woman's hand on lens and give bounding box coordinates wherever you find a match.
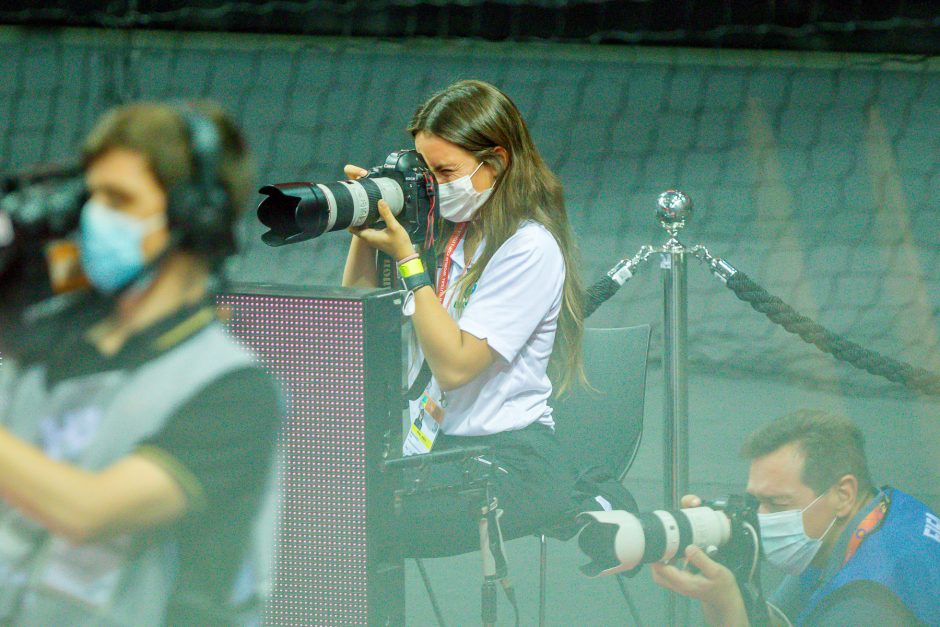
[343,164,414,261]
[345,163,369,242]
[344,164,369,180]
[350,200,414,261]
[344,164,413,259]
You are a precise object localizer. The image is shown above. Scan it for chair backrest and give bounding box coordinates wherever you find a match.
[552,324,651,481]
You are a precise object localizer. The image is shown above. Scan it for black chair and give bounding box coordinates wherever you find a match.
[538,324,651,626]
[412,324,651,626]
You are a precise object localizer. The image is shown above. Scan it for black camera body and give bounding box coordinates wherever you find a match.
[703,494,762,583]
[1,163,86,260]
[257,149,438,248]
[1,164,85,288]
[1,164,87,356]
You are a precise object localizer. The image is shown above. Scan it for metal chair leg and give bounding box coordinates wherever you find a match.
[415,558,448,627]
[539,533,547,627]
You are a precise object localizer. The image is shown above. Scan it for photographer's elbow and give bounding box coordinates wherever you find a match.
[435,369,469,392]
[433,358,487,391]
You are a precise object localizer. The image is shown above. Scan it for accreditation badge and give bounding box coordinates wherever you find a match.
[402,393,445,456]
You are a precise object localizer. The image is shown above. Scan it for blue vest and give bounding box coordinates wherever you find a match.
[796,488,940,626]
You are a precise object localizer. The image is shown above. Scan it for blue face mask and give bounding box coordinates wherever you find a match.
[79,200,166,294]
[758,490,838,575]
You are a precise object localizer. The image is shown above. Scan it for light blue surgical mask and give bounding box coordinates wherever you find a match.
[758,490,838,576]
[79,200,166,294]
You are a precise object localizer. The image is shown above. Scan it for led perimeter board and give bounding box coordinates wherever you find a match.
[218,285,404,626]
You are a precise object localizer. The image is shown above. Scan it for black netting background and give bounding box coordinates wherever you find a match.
[1,1,938,54]
[1,26,938,400]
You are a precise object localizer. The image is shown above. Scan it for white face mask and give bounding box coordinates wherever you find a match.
[758,490,838,576]
[437,161,493,223]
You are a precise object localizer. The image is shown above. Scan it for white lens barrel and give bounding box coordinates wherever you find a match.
[578,510,647,576]
[372,177,405,216]
[314,184,338,232]
[651,510,682,561]
[680,506,732,550]
[344,181,372,227]
[577,506,733,578]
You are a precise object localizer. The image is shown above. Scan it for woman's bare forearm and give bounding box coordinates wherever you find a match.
[342,236,379,287]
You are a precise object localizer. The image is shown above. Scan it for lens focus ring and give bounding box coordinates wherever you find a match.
[356,178,383,224]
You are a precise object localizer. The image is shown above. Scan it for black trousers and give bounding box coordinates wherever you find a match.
[393,423,577,558]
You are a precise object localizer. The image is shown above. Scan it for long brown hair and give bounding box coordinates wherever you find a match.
[408,80,584,392]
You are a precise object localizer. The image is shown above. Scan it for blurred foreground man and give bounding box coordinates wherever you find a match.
[0,102,280,625]
[652,410,939,626]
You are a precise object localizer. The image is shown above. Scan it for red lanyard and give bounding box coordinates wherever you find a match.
[843,492,889,565]
[436,222,469,303]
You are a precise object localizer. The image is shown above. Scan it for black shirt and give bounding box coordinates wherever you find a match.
[140,365,280,624]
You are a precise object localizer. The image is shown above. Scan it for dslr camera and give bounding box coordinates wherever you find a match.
[1,162,85,255]
[577,494,761,578]
[577,494,770,624]
[1,162,87,355]
[256,150,438,247]
[1,162,86,282]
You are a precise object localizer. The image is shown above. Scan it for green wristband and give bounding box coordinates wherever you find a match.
[401,271,433,293]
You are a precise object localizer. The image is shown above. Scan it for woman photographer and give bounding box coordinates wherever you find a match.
[342,79,583,556]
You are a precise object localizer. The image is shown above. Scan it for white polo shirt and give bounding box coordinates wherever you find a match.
[419,220,565,436]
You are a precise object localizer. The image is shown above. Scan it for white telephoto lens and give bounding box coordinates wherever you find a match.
[344,180,372,227]
[681,506,732,550]
[372,177,405,215]
[579,510,647,576]
[651,510,682,561]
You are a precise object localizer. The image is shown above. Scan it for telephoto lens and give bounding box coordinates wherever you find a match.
[256,150,435,247]
[257,176,405,246]
[577,507,731,577]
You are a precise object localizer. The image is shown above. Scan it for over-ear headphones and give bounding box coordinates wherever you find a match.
[167,105,234,256]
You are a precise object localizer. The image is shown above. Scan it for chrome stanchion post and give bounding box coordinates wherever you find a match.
[657,190,691,511]
[657,190,692,626]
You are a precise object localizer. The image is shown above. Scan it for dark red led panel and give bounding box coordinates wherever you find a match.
[219,285,403,626]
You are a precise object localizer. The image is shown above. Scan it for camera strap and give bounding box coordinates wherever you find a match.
[377,251,395,290]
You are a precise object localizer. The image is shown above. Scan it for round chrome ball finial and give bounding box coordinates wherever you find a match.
[656,190,692,226]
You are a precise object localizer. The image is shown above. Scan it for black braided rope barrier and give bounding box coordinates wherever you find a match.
[725,271,940,397]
